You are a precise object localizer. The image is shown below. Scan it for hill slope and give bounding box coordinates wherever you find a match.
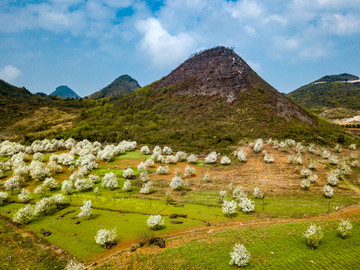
[50,85,80,99]
[89,74,140,99]
[65,47,354,150]
[287,74,360,118]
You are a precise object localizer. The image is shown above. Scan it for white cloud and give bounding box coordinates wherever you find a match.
[224,0,263,20]
[0,65,21,82]
[321,13,360,35]
[136,17,197,67]
[247,60,261,72]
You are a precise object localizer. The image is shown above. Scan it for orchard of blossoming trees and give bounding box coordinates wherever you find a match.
[0,137,359,269]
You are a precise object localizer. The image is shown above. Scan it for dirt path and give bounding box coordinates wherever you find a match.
[89,202,360,269]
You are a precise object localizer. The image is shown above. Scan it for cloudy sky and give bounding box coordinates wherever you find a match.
[1,0,360,96]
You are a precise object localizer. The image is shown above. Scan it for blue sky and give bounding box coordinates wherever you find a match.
[1,0,360,97]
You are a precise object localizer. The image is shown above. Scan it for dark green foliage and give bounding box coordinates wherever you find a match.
[89,74,140,99]
[50,85,80,99]
[288,74,360,111]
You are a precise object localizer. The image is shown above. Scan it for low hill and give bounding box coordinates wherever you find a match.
[89,74,140,99]
[65,47,355,151]
[287,73,360,118]
[50,85,80,99]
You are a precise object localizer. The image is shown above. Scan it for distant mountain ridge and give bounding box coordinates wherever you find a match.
[89,74,140,99]
[50,85,80,99]
[287,73,360,113]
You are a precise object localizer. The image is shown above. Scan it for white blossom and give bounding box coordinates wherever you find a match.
[140,145,151,155]
[153,146,162,155]
[95,228,117,247]
[156,165,170,175]
[264,153,274,163]
[43,177,58,190]
[77,200,92,218]
[13,204,34,224]
[220,156,231,165]
[0,191,8,205]
[229,243,251,267]
[170,176,184,190]
[184,165,196,177]
[301,178,311,190]
[222,200,237,217]
[238,197,255,213]
[237,150,247,162]
[309,159,317,170]
[323,185,334,198]
[34,197,55,216]
[334,144,342,153]
[162,146,173,155]
[75,178,94,191]
[62,180,74,195]
[187,154,198,163]
[338,220,353,238]
[65,260,85,270]
[303,224,323,247]
[147,215,164,230]
[219,190,227,201]
[205,152,218,164]
[18,188,32,202]
[232,186,246,201]
[122,168,134,179]
[328,155,338,165]
[165,155,178,164]
[253,187,264,199]
[4,176,21,195]
[145,158,154,167]
[176,151,187,161]
[33,152,44,161]
[327,171,339,186]
[348,144,356,150]
[122,180,132,191]
[102,172,118,190]
[253,139,263,153]
[309,174,318,183]
[140,181,153,194]
[34,185,48,197]
[137,162,147,171]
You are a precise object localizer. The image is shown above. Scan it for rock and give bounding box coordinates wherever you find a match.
[4,210,10,214]
[170,221,183,224]
[169,214,188,219]
[41,229,52,237]
[130,245,137,252]
[75,221,81,225]
[206,222,211,227]
[149,237,166,248]
[92,262,97,266]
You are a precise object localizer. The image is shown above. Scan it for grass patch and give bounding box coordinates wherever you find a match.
[123,218,360,269]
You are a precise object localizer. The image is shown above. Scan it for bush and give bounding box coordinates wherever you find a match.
[303,224,323,248]
[229,243,251,267]
[95,228,117,248]
[338,220,353,238]
[147,215,164,230]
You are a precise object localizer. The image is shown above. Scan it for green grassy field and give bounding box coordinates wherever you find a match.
[0,217,66,269]
[122,218,360,269]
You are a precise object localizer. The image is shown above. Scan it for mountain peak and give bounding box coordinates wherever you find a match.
[50,85,80,99]
[154,46,254,103]
[153,46,313,124]
[313,73,359,84]
[89,74,140,99]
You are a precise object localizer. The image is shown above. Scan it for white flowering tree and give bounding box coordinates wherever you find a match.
[4,176,21,195]
[62,180,74,200]
[13,204,34,224]
[176,151,187,162]
[140,181,153,194]
[43,177,58,191]
[327,171,339,186]
[33,152,44,161]
[18,188,32,202]
[205,152,218,164]
[219,190,227,202]
[238,197,255,213]
[137,162,147,171]
[301,178,310,190]
[95,228,117,248]
[220,156,231,165]
[253,139,263,153]
[253,187,264,199]
[147,214,165,230]
[122,180,132,191]
[29,160,50,180]
[34,197,56,216]
[51,193,67,208]
[323,185,334,198]
[222,200,237,218]
[237,150,247,162]
[163,146,173,155]
[184,165,196,177]
[65,260,85,270]
[140,145,151,154]
[102,172,118,190]
[156,165,170,175]
[303,224,323,248]
[337,220,353,238]
[122,168,134,179]
[229,243,251,267]
[77,200,92,219]
[187,154,198,164]
[34,185,48,198]
[170,176,184,190]
[74,178,94,192]
[0,191,9,205]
